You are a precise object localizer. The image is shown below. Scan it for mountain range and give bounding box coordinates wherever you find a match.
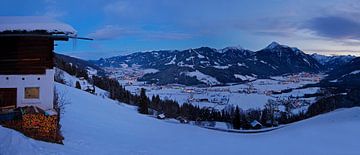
[311,53,355,71]
[54,42,357,86]
[90,42,354,85]
[321,57,360,87]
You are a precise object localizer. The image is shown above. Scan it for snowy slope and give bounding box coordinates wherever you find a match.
[311,53,355,69]
[1,83,360,155]
[125,75,321,111]
[184,70,220,85]
[58,68,108,98]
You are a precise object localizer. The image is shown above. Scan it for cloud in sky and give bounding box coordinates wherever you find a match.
[144,32,192,40]
[89,25,193,41]
[84,0,360,57]
[42,0,67,18]
[88,25,134,40]
[304,16,360,40]
[103,0,129,15]
[2,0,360,58]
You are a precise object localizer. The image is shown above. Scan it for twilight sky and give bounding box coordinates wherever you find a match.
[1,0,360,59]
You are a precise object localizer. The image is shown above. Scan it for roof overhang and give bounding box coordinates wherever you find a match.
[0,32,93,41]
[0,16,92,41]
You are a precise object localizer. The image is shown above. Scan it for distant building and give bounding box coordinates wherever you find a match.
[157,113,166,119]
[0,16,78,111]
[177,116,189,124]
[198,98,209,102]
[250,120,262,129]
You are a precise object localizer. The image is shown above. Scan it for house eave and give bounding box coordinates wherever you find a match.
[0,33,93,41]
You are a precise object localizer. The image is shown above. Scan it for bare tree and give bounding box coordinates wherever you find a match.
[55,68,66,84]
[54,87,70,117]
[264,99,280,126]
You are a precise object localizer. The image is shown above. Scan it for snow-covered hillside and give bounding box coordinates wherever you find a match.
[1,83,360,155]
[311,53,355,70]
[184,70,220,85]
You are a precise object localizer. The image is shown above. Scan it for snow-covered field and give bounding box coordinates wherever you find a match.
[104,65,323,112]
[123,74,322,111]
[184,70,220,85]
[1,83,360,155]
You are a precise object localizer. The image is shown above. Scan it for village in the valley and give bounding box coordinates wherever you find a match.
[100,66,324,117]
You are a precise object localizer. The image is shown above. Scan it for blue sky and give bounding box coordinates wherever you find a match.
[1,0,360,59]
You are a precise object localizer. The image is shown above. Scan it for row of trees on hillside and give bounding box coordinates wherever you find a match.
[90,73,307,129]
[55,63,310,130]
[56,58,89,80]
[307,88,360,117]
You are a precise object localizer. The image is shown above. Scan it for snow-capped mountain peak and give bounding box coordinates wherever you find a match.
[311,53,355,70]
[220,45,244,52]
[265,41,282,49]
[92,42,327,85]
[311,53,330,65]
[291,47,305,55]
[264,42,294,51]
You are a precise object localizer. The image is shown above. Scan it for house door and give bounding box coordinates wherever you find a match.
[0,88,17,109]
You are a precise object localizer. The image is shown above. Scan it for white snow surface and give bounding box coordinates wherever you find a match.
[237,63,247,67]
[124,75,322,111]
[58,68,108,97]
[349,70,360,75]
[0,16,76,36]
[142,68,159,74]
[265,41,284,49]
[219,45,244,52]
[165,55,176,65]
[234,74,256,81]
[213,65,230,69]
[184,70,220,85]
[1,83,360,155]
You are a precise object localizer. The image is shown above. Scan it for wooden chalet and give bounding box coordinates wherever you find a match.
[0,16,78,112]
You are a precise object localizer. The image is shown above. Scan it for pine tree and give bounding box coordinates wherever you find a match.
[264,99,279,126]
[260,108,269,126]
[232,106,241,129]
[138,88,149,114]
[75,81,82,89]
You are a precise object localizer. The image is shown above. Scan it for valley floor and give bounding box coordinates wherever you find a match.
[122,73,322,112]
[1,83,359,155]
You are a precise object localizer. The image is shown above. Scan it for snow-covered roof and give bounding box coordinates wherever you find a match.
[250,120,262,127]
[0,16,77,36]
[158,114,166,119]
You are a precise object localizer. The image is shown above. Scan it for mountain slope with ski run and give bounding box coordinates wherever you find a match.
[311,53,355,71]
[1,83,360,155]
[93,42,326,85]
[323,57,360,86]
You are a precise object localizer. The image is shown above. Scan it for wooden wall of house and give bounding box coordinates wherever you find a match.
[0,36,54,74]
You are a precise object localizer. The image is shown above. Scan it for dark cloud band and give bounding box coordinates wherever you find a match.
[305,16,360,40]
